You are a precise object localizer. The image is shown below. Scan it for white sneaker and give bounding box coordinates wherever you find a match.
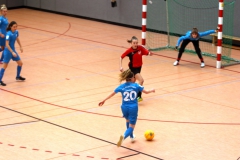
[117,135,124,147]
[173,61,179,66]
[201,62,205,68]
[130,134,136,142]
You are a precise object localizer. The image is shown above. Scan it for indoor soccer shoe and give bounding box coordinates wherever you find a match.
[131,134,136,142]
[16,76,26,81]
[137,97,143,102]
[0,81,6,86]
[173,61,179,66]
[117,135,124,147]
[200,62,205,68]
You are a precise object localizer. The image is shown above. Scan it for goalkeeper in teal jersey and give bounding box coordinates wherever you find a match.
[99,69,155,147]
[0,21,25,86]
[173,27,219,68]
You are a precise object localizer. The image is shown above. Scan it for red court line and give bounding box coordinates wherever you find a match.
[19,24,240,73]
[0,88,240,125]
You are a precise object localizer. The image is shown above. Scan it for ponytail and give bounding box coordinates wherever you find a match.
[127,36,138,43]
[119,69,134,83]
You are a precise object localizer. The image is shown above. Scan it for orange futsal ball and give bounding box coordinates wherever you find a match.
[144,130,154,141]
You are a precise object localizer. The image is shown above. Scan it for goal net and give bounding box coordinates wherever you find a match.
[146,0,239,67]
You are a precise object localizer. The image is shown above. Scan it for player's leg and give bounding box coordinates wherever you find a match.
[134,73,144,101]
[192,40,205,67]
[129,67,143,101]
[0,46,4,63]
[118,106,137,147]
[174,39,190,66]
[0,63,8,86]
[15,57,26,81]
[0,51,11,86]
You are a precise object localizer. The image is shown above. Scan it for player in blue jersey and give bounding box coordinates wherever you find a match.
[98,69,155,147]
[0,21,25,86]
[0,4,8,63]
[173,27,219,68]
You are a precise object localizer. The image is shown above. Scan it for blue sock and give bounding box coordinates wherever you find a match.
[123,127,134,139]
[126,122,133,138]
[17,66,22,78]
[0,68,5,81]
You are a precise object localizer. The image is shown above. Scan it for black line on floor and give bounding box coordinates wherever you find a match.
[117,152,141,159]
[0,120,39,127]
[0,105,163,160]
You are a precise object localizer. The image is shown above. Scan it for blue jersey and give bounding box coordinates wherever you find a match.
[0,16,8,35]
[5,30,19,53]
[0,16,8,46]
[114,82,144,107]
[176,30,216,47]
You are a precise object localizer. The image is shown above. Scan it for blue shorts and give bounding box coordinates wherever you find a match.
[0,37,6,46]
[121,105,138,125]
[3,50,21,63]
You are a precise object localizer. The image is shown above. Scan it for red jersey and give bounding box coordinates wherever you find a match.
[121,45,149,68]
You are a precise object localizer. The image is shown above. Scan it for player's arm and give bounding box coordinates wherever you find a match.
[199,28,219,37]
[16,37,23,53]
[119,57,124,72]
[6,39,17,57]
[142,89,155,94]
[120,49,130,72]
[99,92,116,106]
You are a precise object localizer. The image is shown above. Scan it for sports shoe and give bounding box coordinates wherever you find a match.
[16,76,26,81]
[137,97,143,102]
[173,61,179,66]
[200,62,205,68]
[117,135,124,147]
[130,134,136,143]
[0,81,6,86]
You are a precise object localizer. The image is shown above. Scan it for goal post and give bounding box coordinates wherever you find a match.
[143,0,239,67]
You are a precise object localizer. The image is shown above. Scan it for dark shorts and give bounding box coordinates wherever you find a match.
[129,66,142,75]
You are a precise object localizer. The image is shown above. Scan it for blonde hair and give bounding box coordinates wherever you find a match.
[1,4,7,10]
[119,69,134,83]
[127,36,138,43]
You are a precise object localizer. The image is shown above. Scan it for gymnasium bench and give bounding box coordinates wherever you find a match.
[210,33,240,50]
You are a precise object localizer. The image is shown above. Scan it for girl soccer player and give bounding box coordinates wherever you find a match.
[0,4,8,63]
[174,27,219,68]
[99,69,155,147]
[0,21,25,86]
[119,36,153,102]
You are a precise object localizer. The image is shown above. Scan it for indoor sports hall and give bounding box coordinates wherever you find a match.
[0,0,240,160]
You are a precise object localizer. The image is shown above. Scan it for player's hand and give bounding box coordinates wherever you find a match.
[0,34,4,38]
[12,52,17,57]
[175,46,178,51]
[120,67,124,72]
[149,52,153,56]
[215,27,220,33]
[98,101,105,106]
[20,47,23,53]
[151,89,155,93]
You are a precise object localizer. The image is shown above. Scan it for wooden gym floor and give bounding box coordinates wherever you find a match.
[0,8,240,160]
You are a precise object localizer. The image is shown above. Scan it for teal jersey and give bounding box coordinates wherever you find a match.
[5,30,19,52]
[114,82,144,107]
[0,16,8,35]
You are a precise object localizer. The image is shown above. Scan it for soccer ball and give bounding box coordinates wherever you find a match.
[144,130,154,141]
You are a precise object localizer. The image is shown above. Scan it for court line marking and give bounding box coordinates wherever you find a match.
[0,105,163,160]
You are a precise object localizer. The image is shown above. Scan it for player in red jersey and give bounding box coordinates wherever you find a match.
[119,36,153,102]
